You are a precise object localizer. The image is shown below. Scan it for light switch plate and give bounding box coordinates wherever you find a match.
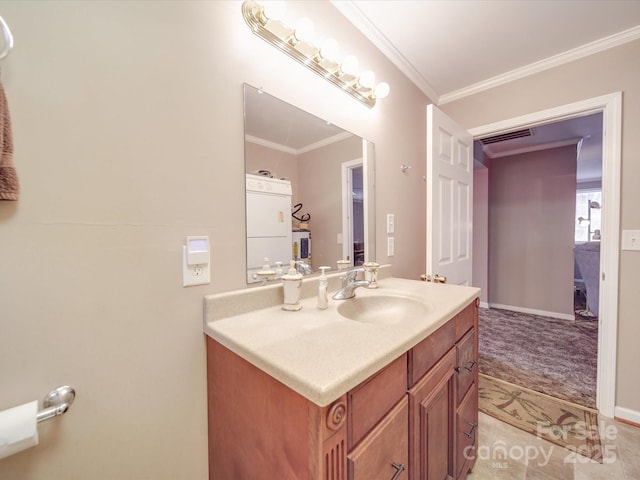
[386,214,395,234]
[387,237,395,256]
[622,230,640,251]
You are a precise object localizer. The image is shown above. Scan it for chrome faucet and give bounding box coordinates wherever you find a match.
[332,266,370,300]
[295,261,313,275]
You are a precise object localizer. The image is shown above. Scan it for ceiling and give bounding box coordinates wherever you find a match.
[478,112,603,182]
[244,83,352,154]
[332,0,640,104]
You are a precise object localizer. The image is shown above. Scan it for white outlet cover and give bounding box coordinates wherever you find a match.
[183,246,211,286]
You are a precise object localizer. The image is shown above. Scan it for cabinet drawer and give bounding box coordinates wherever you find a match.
[348,397,409,480]
[348,353,407,448]
[408,318,455,386]
[456,328,477,404]
[455,303,475,339]
[456,383,478,479]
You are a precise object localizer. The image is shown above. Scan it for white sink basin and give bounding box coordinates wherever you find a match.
[336,295,430,324]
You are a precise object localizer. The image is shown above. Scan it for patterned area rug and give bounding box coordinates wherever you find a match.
[479,374,602,462]
[478,307,597,408]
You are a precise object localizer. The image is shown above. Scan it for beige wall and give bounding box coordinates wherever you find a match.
[245,142,299,199]
[441,39,640,417]
[0,1,429,478]
[488,145,576,316]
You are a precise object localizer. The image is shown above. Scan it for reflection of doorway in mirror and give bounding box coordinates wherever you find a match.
[342,160,365,266]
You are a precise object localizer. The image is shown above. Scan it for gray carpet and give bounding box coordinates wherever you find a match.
[478,307,598,408]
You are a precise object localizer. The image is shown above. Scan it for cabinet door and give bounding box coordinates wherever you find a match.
[456,384,478,479]
[455,328,476,404]
[409,348,456,480]
[347,397,409,480]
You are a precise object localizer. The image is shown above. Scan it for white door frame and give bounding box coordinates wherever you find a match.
[341,158,363,264]
[468,92,622,417]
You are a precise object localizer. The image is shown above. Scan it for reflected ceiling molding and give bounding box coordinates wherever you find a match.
[242,1,389,109]
[245,131,354,155]
[245,134,298,155]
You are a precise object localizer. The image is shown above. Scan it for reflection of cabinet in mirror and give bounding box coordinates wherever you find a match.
[246,174,292,283]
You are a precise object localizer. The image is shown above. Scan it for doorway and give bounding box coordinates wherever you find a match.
[468,93,621,417]
[475,112,602,408]
[477,111,603,319]
[341,159,364,266]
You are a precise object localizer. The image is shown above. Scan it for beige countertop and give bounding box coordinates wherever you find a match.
[204,273,480,407]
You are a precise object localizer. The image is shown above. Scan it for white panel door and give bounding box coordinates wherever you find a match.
[426,104,473,286]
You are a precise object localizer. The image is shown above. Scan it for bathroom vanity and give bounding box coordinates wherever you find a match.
[204,273,479,480]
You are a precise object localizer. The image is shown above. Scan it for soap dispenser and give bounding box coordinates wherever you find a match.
[282,260,303,311]
[317,266,330,310]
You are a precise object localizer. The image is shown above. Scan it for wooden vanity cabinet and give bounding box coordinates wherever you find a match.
[206,299,478,480]
[347,397,409,480]
[407,300,478,480]
[408,348,457,479]
[346,354,409,480]
[206,337,350,480]
[453,302,479,480]
[455,383,478,480]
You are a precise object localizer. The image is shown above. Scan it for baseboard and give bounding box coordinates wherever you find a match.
[487,303,575,321]
[479,301,489,309]
[614,406,640,426]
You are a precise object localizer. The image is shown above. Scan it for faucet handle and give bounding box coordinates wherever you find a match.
[345,266,365,281]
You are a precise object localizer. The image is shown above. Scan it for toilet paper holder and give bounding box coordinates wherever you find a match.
[36,386,75,423]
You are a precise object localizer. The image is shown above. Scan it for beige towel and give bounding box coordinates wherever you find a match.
[0,81,18,200]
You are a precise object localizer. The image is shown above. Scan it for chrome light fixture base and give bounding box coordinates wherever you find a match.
[242,1,381,108]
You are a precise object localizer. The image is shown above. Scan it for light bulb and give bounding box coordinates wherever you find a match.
[294,17,315,42]
[374,82,390,99]
[341,55,358,75]
[320,38,340,60]
[358,70,376,89]
[261,1,286,21]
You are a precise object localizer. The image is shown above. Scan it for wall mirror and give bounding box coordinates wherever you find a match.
[243,83,375,284]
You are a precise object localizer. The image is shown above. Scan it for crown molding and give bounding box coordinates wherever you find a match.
[439,25,640,105]
[330,0,440,103]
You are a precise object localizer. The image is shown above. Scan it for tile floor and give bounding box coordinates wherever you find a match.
[466,413,640,479]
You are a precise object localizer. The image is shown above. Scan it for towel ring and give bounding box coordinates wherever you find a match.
[0,16,14,61]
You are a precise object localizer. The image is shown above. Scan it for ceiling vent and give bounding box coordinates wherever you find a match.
[480,128,533,145]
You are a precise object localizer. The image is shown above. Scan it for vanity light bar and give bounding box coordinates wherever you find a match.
[242,1,389,108]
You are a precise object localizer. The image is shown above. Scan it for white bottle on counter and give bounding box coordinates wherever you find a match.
[282,260,303,311]
[317,266,330,310]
